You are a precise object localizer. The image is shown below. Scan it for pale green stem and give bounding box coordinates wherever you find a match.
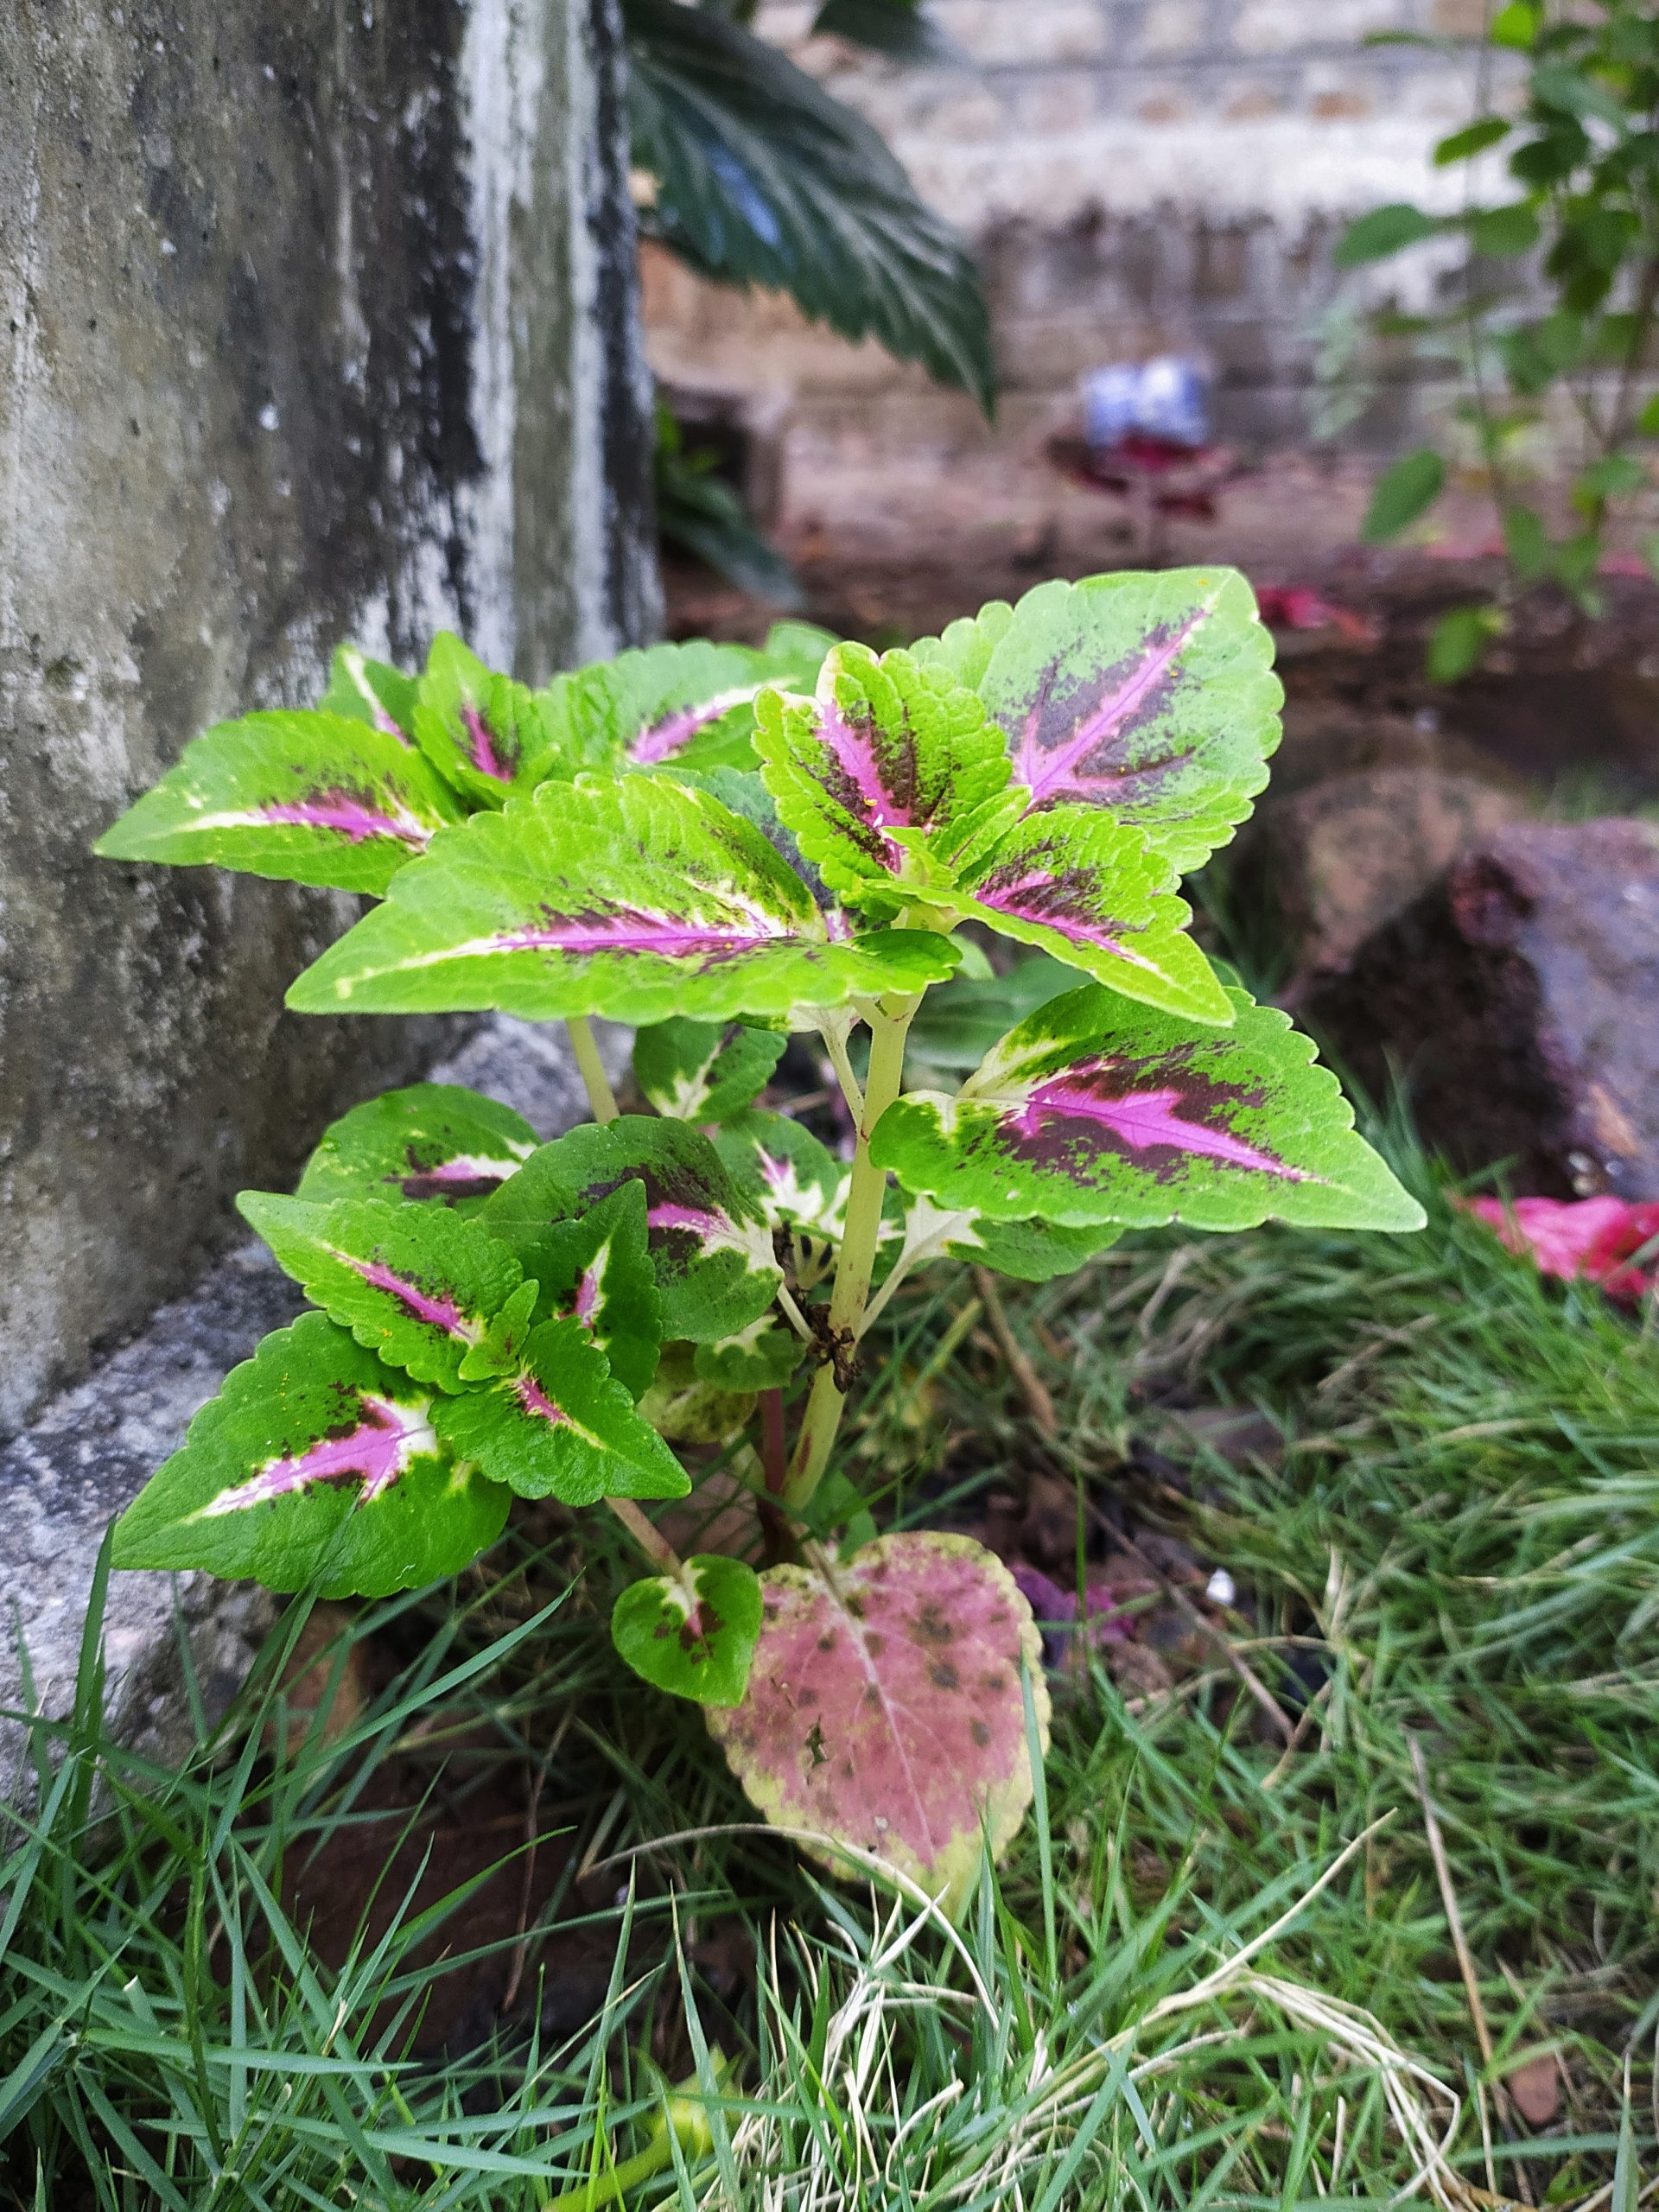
[784,999,916,1510]
[604,1495,681,1576]
[542,2090,714,2212]
[817,1020,866,1124]
[775,1281,813,1342]
[855,1211,958,1339]
[566,1016,619,1123]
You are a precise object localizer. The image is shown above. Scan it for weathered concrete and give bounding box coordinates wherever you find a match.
[0,1014,629,1802]
[0,0,657,1441]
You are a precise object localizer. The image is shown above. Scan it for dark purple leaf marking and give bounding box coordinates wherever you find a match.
[397,1152,523,1205]
[461,705,518,783]
[969,861,1162,976]
[1010,613,1202,812]
[347,1255,476,1339]
[202,1393,435,1515]
[1010,1064,1317,1181]
[647,1200,735,1243]
[257,789,433,849]
[630,684,766,766]
[812,699,925,873]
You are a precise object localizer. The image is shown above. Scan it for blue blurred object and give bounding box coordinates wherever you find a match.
[1081,356,1211,451]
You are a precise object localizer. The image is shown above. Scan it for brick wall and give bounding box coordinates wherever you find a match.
[644,0,1508,550]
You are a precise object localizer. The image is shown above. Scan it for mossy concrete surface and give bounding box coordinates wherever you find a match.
[0,0,656,1442]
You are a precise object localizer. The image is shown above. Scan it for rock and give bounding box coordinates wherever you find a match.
[1306,818,1659,1199]
[1504,2054,1562,2129]
[1247,766,1523,987]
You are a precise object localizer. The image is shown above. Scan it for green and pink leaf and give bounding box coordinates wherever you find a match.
[870,983,1427,1232]
[955,805,1231,1023]
[411,633,563,806]
[754,644,1014,904]
[612,1554,765,1705]
[296,1083,539,1214]
[93,711,465,896]
[483,1117,781,1344]
[284,776,958,1027]
[912,569,1281,873]
[111,1314,509,1599]
[238,1194,527,1391]
[433,1316,690,1505]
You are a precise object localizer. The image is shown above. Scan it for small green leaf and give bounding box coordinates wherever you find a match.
[1643,530,1659,583]
[434,1317,690,1504]
[1502,505,1551,581]
[1530,63,1625,126]
[1333,203,1440,268]
[1361,449,1445,543]
[238,1194,525,1393]
[1468,201,1541,257]
[1573,452,1647,509]
[1426,605,1503,683]
[633,1017,786,1122]
[484,1117,782,1345]
[505,1181,664,1399]
[411,633,563,806]
[612,1554,764,1706]
[111,1314,508,1599]
[1637,394,1659,438]
[1488,2,1538,48]
[456,1280,543,1381]
[93,712,465,895]
[320,644,420,744]
[754,642,1014,906]
[1433,117,1510,165]
[296,1083,538,1213]
[714,1109,849,1241]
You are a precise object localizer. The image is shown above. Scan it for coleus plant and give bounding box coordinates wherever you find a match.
[97,571,1423,1915]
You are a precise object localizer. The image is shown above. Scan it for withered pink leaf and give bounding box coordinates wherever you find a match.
[706,1531,1049,1916]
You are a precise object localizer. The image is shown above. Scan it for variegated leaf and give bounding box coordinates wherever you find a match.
[912,569,1282,873]
[93,711,465,895]
[285,776,959,1027]
[633,1017,786,1123]
[433,1317,690,1505]
[886,1194,1122,1287]
[706,1533,1048,1917]
[693,1313,805,1389]
[713,1110,849,1242]
[238,1194,528,1392]
[111,1314,509,1599]
[954,805,1231,1024]
[411,633,563,807]
[553,626,834,776]
[869,982,1427,1233]
[612,1554,765,1706]
[753,643,1013,905]
[319,643,420,747]
[296,1083,539,1214]
[483,1117,781,1344]
[508,1182,662,1399]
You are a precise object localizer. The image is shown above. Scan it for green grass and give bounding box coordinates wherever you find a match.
[3,1132,1657,2208]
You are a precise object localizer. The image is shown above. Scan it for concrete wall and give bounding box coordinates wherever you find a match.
[0,0,657,1439]
[644,0,1503,528]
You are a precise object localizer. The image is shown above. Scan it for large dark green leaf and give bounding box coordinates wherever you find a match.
[626,0,994,410]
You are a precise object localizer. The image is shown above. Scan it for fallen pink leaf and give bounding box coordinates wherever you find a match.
[1456,1193,1659,1303]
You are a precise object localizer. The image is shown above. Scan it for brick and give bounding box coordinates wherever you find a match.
[1134,0,1209,56]
[928,0,1109,65]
